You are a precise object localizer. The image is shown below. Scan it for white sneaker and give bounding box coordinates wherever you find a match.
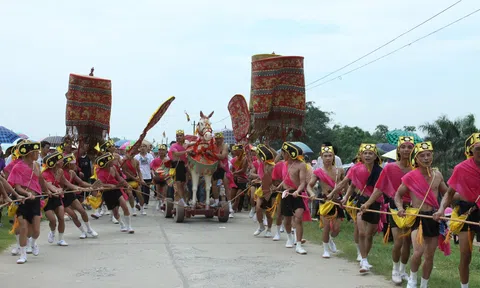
[112,216,119,224]
[16,255,27,264]
[401,272,409,281]
[264,230,273,238]
[356,254,362,262]
[229,212,234,218]
[273,232,281,241]
[391,270,402,284]
[132,208,137,216]
[48,231,55,243]
[26,245,33,254]
[253,227,265,236]
[128,227,135,234]
[285,234,294,248]
[263,216,268,226]
[228,201,234,213]
[141,208,147,216]
[79,232,87,239]
[249,208,255,218]
[87,229,99,238]
[365,260,373,269]
[359,260,370,273]
[11,247,20,256]
[296,243,307,255]
[143,203,148,210]
[407,278,417,288]
[322,249,331,259]
[280,225,285,233]
[32,245,39,256]
[57,240,68,246]
[120,224,128,232]
[328,238,337,253]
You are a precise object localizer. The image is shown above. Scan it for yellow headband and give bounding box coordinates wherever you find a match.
[214,132,224,138]
[465,133,480,159]
[176,130,184,135]
[320,146,334,155]
[410,141,433,168]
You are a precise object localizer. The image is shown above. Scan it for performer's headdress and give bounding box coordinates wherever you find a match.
[16,140,40,157]
[63,153,76,166]
[43,152,64,171]
[158,144,167,150]
[281,142,303,160]
[396,136,415,161]
[410,141,433,169]
[232,144,244,151]
[56,142,65,153]
[465,133,480,159]
[214,132,224,138]
[176,130,184,135]
[95,152,114,168]
[256,144,275,165]
[320,146,335,155]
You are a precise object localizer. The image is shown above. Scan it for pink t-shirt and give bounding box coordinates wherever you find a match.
[168,143,187,163]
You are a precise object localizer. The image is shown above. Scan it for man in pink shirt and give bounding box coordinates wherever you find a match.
[168,130,189,206]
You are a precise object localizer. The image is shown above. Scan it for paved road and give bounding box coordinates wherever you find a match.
[0,204,394,288]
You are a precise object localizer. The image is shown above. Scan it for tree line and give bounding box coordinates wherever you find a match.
[301,102,477,179]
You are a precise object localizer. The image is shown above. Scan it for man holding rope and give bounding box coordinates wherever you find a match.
[434,133,480,288]
[395,141,448,288]
[168,130,189,207]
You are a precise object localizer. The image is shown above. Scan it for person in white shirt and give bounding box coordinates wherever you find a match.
[313,142,343,169]
[134,142,154,210]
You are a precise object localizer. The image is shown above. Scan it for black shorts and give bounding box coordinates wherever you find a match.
[16,197,41,224]
[260,192,278,210]
[153,176,167,186]
[456,201,480,238]
[102,189,123,210]
[62,192,77,208]
[356,195,380,225]
[44,197,63,212]
[212,167,225,181]
[172,161,187,182]
[234,181,247,191]
[281,192,306,217]
[412,210,439,238]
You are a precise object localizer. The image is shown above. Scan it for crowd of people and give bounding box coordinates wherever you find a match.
[0,131,479,288]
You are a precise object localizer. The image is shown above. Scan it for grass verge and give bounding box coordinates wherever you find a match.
[0,210,15,252]
[303,220,480,287]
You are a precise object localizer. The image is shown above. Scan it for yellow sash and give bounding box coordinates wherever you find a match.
[254,186,263,197]
[390,207,419,229]
[319,200,336,216]
[128,181,139,189]
[449,206,468,234]
[87,193,103,209]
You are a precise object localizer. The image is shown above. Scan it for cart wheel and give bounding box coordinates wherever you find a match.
[205,209,214,219]
[175,203,185,223]
[165,198,173,218]
[217,201,229,223]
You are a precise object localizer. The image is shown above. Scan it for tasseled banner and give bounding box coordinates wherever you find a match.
[266,193,281,217]
[438,234,451,256]
[416,221,424,245]
[9,216,19,235]
[383,223,391,244]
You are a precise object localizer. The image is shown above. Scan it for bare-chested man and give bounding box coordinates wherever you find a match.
[395,141,448,288]
[210,132,230,208]
[278,142,311,255]
[307,145,345,259]
[361,136,414,284]
[434,133,480,288]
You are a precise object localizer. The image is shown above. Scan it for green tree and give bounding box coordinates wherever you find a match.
[372,124,389,143]
[301,101,333,155]
[331,125,378,163]
[403,126,416,132]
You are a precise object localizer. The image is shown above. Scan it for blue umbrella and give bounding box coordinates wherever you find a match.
[115,139,130,148]
[0,126,20,144]
[376,143,396,152]
[290,141,314,155]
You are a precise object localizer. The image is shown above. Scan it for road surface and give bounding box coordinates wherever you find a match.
[0,204,394,288]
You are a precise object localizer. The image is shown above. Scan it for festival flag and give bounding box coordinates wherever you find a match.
[128,96,175,155]
[162,131,166,138]
[184,110,190,122]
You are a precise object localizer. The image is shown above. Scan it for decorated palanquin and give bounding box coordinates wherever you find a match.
[250,53,306,141]
[65,70,112,146]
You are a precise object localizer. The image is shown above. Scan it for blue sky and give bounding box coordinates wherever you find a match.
[1,0,478,144]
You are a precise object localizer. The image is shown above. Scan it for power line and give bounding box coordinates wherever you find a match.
[306,0,463,87]
[307,7,480,91]
[212,115,231,124]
